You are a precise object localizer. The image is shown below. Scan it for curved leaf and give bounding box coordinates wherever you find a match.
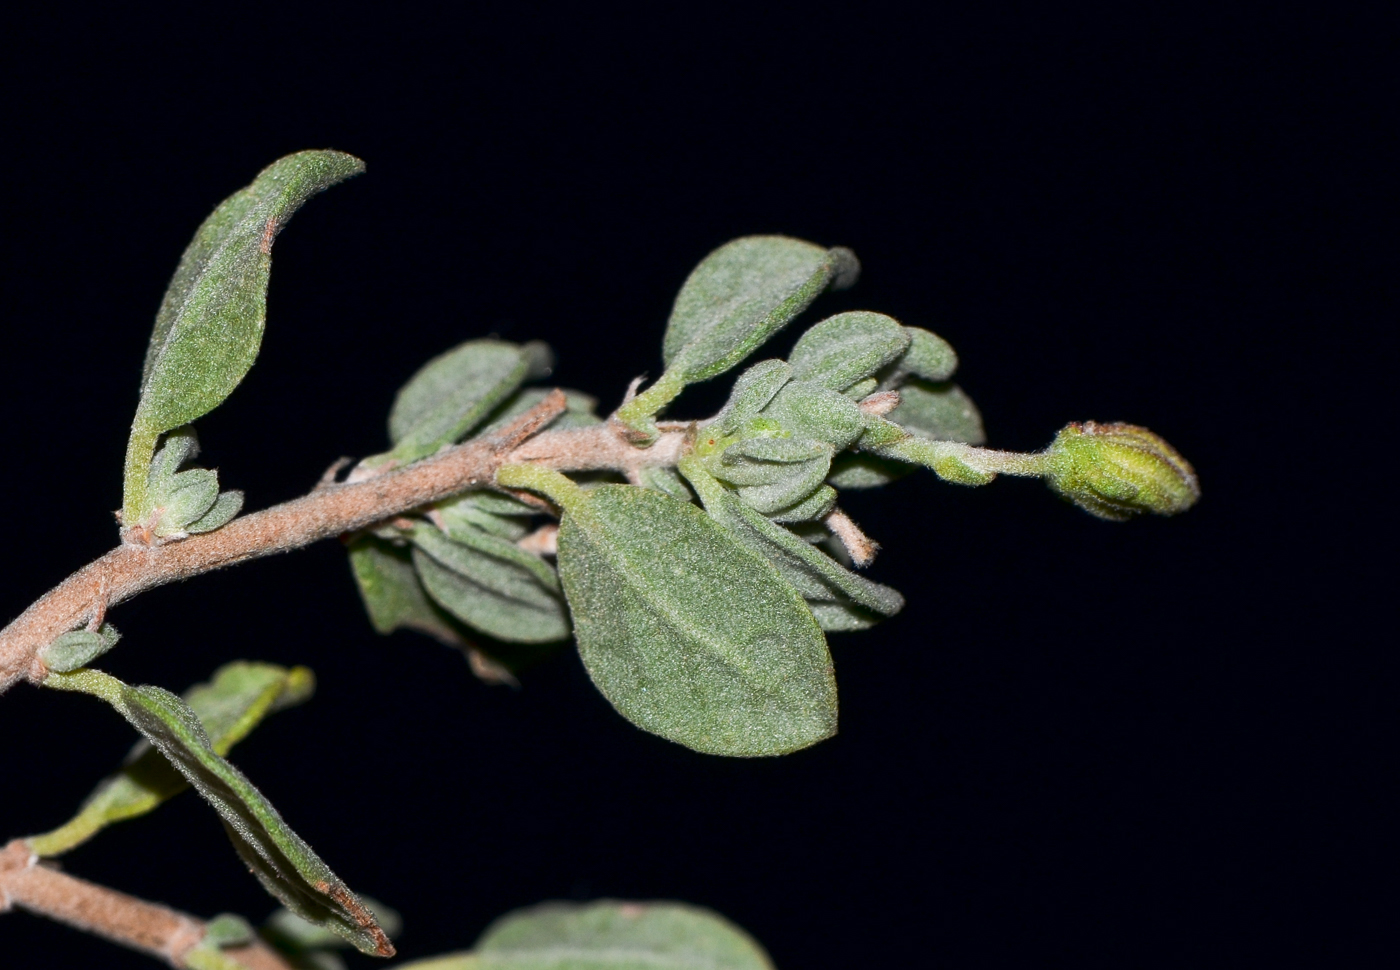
[888,380,986,444]
[44,669,392,957]
[681,459,903,630]
[411,524,569,644]
[29,663,313,857]
[126,150,363,521]
[349,536,465,644]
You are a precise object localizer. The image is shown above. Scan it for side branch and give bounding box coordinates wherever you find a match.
[1,840,292,969]
[1,392,687,693]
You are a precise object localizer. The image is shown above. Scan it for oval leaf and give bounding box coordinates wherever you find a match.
[471,900,774,970]
[386,339,534,463]
[662,236,854,382]
[498,468,836,757]
[787,311,910,391]
[349,536,466,644]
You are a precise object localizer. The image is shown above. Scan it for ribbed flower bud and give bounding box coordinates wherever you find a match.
[1045,421,1200,521]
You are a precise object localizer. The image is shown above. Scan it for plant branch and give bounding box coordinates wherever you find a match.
[1,839,293,969]
[0,392,691,694]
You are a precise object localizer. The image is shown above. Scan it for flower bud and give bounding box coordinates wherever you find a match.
[1045,421,1199,521]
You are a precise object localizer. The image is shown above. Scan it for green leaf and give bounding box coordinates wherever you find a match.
[28,662,313,857]
[125,150,364,524]
[663,236,856,381]
[262,898,402,955]
[887,380,986,445]
[39,623,121,674]
[767,484,837,523]
[714,359,792,434]
[384,339,535,464]
[885,325,959,384]
[437,493,531,541]
[44,668,393,957]
[761,379,866,450]
[470,900,774,970]
[411,524,570,644]
[787,311,910,391]
[616,238,856,437]
[681,459,903,631]
[496,465,836,757]
[636,465,695,503]
[348,536,466,645]
[186,489,245,533]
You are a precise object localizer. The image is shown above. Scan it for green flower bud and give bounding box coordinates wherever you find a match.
[1045,421,1199,521]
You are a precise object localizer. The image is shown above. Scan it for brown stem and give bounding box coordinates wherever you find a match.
[0,840,293,969]
[0,392,691,695]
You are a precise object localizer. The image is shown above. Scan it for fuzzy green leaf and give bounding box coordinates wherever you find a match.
[887,380,986,444]
[636,466,695,503]
[466,900,775,970]
[437,493,531,541]
[126,151,363,523]
[411,524,569,644]
[29,663,313,857]
[715,359,792,434]
[761,380,866,451]
[349,536,465,644]
[682,459,903,631]
[385,339,535,464]
[787,311,910,391]
[39,623,122,674]
[767,484,837,523]
[663,236,856,382]
[186,489,245,533]
[885,326,959,384]
[44,668,392,956]
[497,466,836,757]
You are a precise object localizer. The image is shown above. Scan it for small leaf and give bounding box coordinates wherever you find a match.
[715,359,792,434]
[348,536,465,644]
[636,465,695,503]
[263,898,403,954]
[40,623,122,674]
[186,489,245,533]
[761,379,866,450]
[44,668,393,956]
[471,900,774,970]
[767,484,837,523]
[889,325,959,383]
[437,494,531,541]
[28,663,313,857]
[887,380,986,444]
[385,339,534,464]
[163,468,220,528]
[125,151,364,524]
[411,524,570,644]
[682,459,904,630]
[734,456,832,516]
[787,311,910,391]
[496,465,836,757]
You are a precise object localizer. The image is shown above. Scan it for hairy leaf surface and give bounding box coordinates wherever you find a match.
[787,311,910,391]
[497,467,836,757]
[888,380,986,444]
[44,669,392,956]
[126,151,363,520]
[682,460,903,630]
[30,662,313,857]
[349,536,466,645]
[412,524,569,644]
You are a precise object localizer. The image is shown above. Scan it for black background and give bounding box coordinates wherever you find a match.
[0,6,1386,967]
